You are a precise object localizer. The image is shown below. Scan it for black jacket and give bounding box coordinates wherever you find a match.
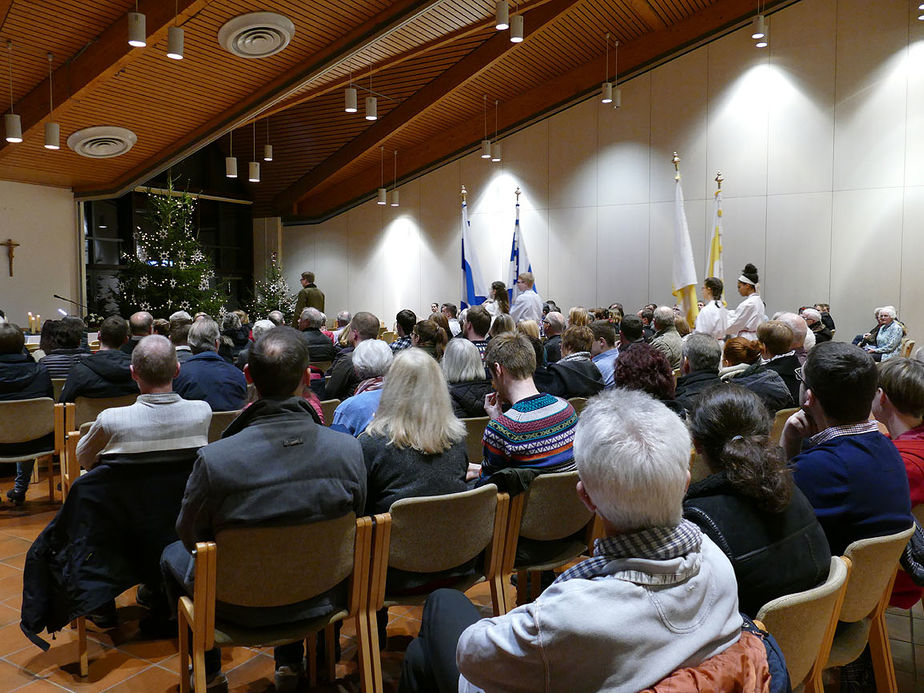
[542,355,604,398]
[20,455,195,648]
[59,349,139,403]
[810,323,833,343]
[675,370,722,413]
[301,329,337,363]
[729,362,794,413]
[543,335,561,365]
[449,379,493,418]
[0,353,54,456]
[684,472,831,617]
[764,354,801,405]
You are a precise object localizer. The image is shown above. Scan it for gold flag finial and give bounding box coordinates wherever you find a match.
[515,186,521,202]
[715,172,724,191]
[672,152,681,180]
[461,185,467,203]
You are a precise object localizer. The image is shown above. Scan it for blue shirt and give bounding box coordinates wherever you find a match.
[592,348,619,389]
[330,389,382,437]
[173,350,247,412]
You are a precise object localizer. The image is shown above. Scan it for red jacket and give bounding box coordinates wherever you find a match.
[890,424,924,608]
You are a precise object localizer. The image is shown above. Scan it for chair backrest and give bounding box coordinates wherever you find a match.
[0,398,55,444]
[207,410,241,443]
[320,398,340,426]
[387,485,500,573]
[51,377,66,400]
[381,331,397,344]
[839,525,915,622]
[519,470,592,541]
[689,451,711,484]
[311,360,332,374]
[214,512,358,608]
[74,394,138,427]
[756,556,851,687]
[567,397,588,414]
[902,339,916,357]
[912,504,924,527]
[462,416,489,464]
[770,407,799,446]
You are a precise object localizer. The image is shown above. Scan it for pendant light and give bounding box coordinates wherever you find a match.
[390,150,399,207]
[365,72,377,121]
[612,39,622,109]
[752,0,768,48]
[491,100,501,162]
[263,118,273,161]
[480,95,491,158]
[166,1,183,60]
[44,52,59,149]
[248,121,260,182]
[225,129,237,178]
[377,146,387,204]
[345,66,357,112]
[128,1,146,48]
[601,33,613,104]
[4,41,21,144]
[495,1,509,30]
[510,6,524,43]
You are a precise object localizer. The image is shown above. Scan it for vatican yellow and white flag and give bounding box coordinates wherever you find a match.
[707,187,724,287]
[672,172,699,329]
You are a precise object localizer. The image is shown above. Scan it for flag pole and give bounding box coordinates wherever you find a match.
[461,184,467,204]
[672,152,680,180]
[715,171,723,191]
[514,186,520,202]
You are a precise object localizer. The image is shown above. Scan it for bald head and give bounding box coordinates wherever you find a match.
[774,312,808,349]
[131,335,178,390]
[129,311,154,337]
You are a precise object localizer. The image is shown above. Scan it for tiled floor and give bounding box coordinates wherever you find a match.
[2,473,923,691]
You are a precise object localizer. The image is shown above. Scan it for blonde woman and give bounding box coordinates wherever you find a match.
[489,313,515,339]
[567,306,590,327]
[517,320,540,340]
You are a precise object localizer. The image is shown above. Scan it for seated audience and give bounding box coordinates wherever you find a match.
[390,309,417,353]
[40,317,88,378]
[615,342,683,417]
[815,303,836,332]
[173,318,247,411]
[589,320,618,389]
[325,311,380,400]
[413,319,448,361]
[567,306,590,327]
[429,311,452,340]
[235,319,274,370]
[617,314,646,353]
[872,357,924,608]
[516,320,540,341]
[441,303,462,337]
[221,312,249,359]
[543,326,604,398]
[801,308,832,343]
[719,337,794,412]
[758,321,800,404]
[297,307,337,362]
[60,315,138,403]
[781,342,913,555]
[33,319,59,361]
[864,305,903,362]
[402,389,742,692]
[694,277,729,340]
[489,313,515,339]
[331,310,352,342]
[443,338,493,418]
[674,334,723,413]
[76,335,211,471]
[650,305,683,369]
[542,311,565,364]
[169,322,193,364]
[0,322,53,505]
[330,339,393,436]
[120,311,154,355]
[639,307,655,340]
[163,326,365,691]
[684,385,830,617]
[152,318,170,337]
[774,311,813,364]
[473,333,577,484]
[462,305,490,362]
[267,310,285,326]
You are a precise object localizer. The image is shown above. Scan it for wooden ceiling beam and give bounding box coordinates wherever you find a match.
[622,0,668,31]
[0,0,209,159]
[71,0,446,198]
[275,0,582,213]
[292,0,797,219]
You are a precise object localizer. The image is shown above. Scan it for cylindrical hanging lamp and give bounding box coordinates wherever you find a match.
[491,142,502,163]
[510,14,524,43]
[390,189,399,207]
[225,156,237,178]
[751,15,766,39]
[345,87,357,113]
[377,188,387,205]
[263,144,273,161]
[167,26,184,59]
[249,161,260,182]
[4,113,21,143]
[128,11,147,47]
[365,96,377,121]
[612,88,622,109]
[495,1,509,30]
[44,121,59,149]
[601,82,613,104]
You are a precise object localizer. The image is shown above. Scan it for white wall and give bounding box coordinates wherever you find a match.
[0,181,79,328]
[281,0,924,343]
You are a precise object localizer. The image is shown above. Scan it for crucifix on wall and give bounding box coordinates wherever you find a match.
[1,239,19,277]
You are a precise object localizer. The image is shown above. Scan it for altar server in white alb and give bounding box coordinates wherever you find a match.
[725,263,765,341]
[694,276,729,341]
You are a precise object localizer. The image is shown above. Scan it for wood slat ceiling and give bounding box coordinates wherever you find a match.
[0,0,797,220]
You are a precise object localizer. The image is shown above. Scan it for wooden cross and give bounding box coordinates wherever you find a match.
[0,239,19,277]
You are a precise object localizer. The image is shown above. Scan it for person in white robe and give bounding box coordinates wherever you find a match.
[725,263,764,341]
[694,277,729,341]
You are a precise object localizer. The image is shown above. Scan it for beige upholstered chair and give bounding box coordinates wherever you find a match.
[207,410,241,443]
[51,377,66,400]
[770,407,799,446]
[500,470,600,606]
[73,394,138,427]
[901,338,915,358]
[461,415,490,465]
[824,526,915,692]
[178,515,382,693]
[755,556,851,692]
[311,360,333,374]
[380,331,397,344]
[0,397,60,502]
[319,398,340,426]
[567,396,588,414]
[62,422,93,500]
[368,485,509,616]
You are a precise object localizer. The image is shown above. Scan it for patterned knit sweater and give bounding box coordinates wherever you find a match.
[480,393,577,481]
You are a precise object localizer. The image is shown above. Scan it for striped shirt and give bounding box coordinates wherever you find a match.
[480,393,577,480]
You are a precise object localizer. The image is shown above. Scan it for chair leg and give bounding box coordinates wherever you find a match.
[191,638,207,693]
[306,632,318,687]
[869,611,899,693]
[178,621,190,693]
[489,574,507,616]
[529,571,541,602]
[76,616,88,677]
[45,455,55,503]
[324,623,336,681]
[356,611,380,693]
[516,570,527,606]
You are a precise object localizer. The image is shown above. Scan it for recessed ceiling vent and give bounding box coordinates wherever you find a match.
[218,12,295,59]
[66,126,137,158]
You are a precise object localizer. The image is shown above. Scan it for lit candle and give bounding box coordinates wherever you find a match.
[27,312,33,332]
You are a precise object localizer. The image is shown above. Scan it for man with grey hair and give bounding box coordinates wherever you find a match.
[267,310,285,326]
[76,335,211,470]
[675,333,723,413]
[297,307,336,362]
[542,311,565,364]
[120,310,154,355]
[774,311,814,364]
[235,319,275,370]
[332,310,352,342]
[800,308,832,344]
[400,389,742,692]
[330,339,393,436]
[650,305,683,370]
[173,317,247,411]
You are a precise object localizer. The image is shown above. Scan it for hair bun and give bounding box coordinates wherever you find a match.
[743,263,757,274]
[741,263,759,283]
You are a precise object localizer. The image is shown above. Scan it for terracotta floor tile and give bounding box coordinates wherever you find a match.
[4,552,27,571]
[0,572,26,601]
[0,561,23,580]
[224,651,275,692]
[0,599,22,627]
[0,658,39,690]
[99,663,178,693]
[0,619,39,656]
[6,641,150,691]
[0,536,33,561]
[10,679,70,692]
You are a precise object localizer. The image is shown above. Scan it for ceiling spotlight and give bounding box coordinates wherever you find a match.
[491,142,502,163]
[44,53,59,149]
[751,14,766,39]
[128,4,146,47]
[4,42,21,143]
[510,14,524,43]
[377,188,387,205]
[495,1,509,30]
[481,95,491,158]
[225,129,237,178]
[390,150,399,206]
[345,86,357,113]
[612,88,622,109]
[602,82,613,104]
[167,26,184,59]
[390,189,399,207]
[377,146,387,204]
[249,161,260,182]
[365,95,377,121]
[263,144,273,161]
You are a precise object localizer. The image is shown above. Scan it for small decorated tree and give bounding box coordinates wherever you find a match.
[118,179,223,317]
[249,252,296,323]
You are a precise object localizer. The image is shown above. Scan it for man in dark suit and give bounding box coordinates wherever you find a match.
[759,321,800,404]
[297,307,336,363]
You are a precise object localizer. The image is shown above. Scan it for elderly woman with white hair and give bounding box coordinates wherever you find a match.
[865,305,904,362]
[442,338,493,417]
[330,339,393,436]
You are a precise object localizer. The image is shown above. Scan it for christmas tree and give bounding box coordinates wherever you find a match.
[249,252,296,322]
[118,179,223,317]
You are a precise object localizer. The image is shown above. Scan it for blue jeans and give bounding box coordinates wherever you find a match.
[13,460,35,494]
